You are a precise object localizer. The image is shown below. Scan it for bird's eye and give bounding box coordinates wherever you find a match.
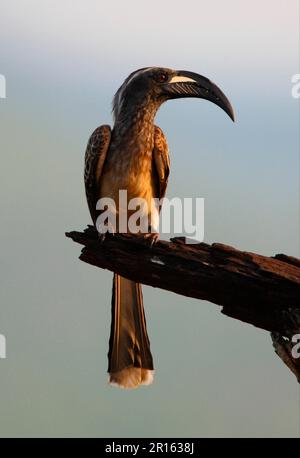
[155,72,168,83]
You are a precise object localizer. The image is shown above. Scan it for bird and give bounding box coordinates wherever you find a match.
[84,67,234,389]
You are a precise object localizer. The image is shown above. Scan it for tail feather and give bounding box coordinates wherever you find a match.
[108,274,154,388]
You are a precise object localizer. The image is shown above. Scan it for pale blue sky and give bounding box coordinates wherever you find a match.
[0,0,299,437]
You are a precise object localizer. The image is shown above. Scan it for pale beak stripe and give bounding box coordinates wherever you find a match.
[169,75,197,84]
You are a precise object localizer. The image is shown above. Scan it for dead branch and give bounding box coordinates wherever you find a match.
[66,226,300,381]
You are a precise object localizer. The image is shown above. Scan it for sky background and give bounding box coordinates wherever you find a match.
[0,0,299,437]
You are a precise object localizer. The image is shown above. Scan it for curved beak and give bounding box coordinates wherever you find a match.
[163,70,235,122]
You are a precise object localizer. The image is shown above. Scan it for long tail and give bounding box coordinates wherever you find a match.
[108,274,154,388]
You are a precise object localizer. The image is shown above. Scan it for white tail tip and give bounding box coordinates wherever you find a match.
[109,367,154,389]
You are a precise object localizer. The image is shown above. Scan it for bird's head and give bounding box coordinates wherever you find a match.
[113,66,235,122]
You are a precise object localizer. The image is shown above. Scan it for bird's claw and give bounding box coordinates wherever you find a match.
[97,226,115,243]
[143,232,159,248]
[98,232,107,243]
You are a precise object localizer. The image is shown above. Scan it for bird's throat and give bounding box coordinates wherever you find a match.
[113,99,161,152]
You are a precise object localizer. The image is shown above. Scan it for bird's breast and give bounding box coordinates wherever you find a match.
[99,145,155,206]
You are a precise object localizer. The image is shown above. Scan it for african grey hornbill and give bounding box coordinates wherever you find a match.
[84,67,234,389]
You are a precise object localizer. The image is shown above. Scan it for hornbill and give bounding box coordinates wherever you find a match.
[84,67,234,389]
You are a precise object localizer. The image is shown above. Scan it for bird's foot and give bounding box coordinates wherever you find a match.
[98,232,109,243]
[97,224,116,243]
[143,232,159,248]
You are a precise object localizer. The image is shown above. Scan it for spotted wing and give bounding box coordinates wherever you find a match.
[153,125,170,202]
[84,125,111,223]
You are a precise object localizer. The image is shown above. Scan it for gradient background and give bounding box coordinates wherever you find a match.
[0,0,299,437]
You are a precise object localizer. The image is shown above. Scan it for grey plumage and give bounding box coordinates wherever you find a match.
[84,66,234,388]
